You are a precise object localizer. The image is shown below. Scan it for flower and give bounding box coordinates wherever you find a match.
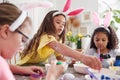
[77,33,83,38]
[66,31,83,43]
[66,31,91,43]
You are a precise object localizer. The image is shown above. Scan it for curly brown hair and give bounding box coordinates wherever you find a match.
[90,26,119,49]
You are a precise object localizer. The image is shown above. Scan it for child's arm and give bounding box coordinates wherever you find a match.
[0,57,15,80]
[48,41,102,70]
[9,64,44,75]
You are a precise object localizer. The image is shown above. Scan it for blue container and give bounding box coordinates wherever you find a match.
[114,56,120,66]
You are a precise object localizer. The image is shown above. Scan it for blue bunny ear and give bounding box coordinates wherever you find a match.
[68,8,84,16]
[63,0,71,12]
[21,1,53,11]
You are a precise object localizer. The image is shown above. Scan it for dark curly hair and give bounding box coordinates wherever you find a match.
[90,26,119,49]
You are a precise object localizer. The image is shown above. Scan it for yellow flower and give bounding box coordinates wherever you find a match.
[77,33,83,38]
[67,31,72,36]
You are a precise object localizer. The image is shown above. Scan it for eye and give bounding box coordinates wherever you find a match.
[22,37,28,43]
[102,39,106,41]
[95,39,99,41]
[56,21,60,24]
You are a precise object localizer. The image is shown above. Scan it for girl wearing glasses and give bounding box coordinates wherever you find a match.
[0,2,45,80]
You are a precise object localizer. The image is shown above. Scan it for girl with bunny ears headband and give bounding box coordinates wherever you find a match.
[85,12,119,68]
[17,4,102,71]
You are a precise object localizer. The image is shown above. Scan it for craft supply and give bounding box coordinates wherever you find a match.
[30,71,44,80]
[56,61,62,65]
[86,68,98,80]
[98,48,102,61]
[61,73,75,80]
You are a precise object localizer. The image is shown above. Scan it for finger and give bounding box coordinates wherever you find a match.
[32,66,44,74]
[95,57,102,70]
[50,60,57,65]
[91,57,101,70]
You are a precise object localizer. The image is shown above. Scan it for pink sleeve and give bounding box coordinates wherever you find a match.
[0,56,15,80]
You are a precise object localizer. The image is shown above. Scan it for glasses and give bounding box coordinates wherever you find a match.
[16,29,29,39]
[15,29,29,43]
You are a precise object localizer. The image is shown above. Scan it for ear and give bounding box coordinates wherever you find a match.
[21,1,53,11]
[92,12,100,26]
[68,8,84,16]
[103,12,111,28]
[63,0,71,12]
[0,25,9,39]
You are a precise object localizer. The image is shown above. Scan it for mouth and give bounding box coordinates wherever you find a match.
[57,29,63,34]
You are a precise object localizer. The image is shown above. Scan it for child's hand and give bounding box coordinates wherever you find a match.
[20,66,44,75]
[80,54,102,70]
[46,61,64,80]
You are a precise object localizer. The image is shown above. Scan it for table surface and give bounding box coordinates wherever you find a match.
[15,67,86,80]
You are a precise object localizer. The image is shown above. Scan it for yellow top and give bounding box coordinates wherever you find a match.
[17,34,61,65]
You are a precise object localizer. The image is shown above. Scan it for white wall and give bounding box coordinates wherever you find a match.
[50,0,98,11]
[7,0,98,35]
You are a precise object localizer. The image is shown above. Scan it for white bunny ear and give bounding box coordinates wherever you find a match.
[63,0,71,12]
[92,12,100,26]
[21,1,53,11]
[103,12,111,28]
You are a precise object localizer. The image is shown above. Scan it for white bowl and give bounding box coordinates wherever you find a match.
[45,62,68,72]
[73,63,88,74]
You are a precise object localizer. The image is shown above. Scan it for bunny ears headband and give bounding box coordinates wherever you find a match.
[9,1,53,32]
[92,11,111,29]
[53,0,84,17]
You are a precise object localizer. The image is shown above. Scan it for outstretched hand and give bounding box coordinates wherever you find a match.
[80,54,102,70]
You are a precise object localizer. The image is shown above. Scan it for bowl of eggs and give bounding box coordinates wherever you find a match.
[73,63,88,74]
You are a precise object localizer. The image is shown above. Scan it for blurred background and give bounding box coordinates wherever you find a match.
[1,0,120,50]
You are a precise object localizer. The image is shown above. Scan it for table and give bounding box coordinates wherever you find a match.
[15,67,86,80]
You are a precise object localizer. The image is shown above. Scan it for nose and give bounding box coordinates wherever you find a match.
[60,23,64,27]
[97,40,103,47]
[19,46,24,52]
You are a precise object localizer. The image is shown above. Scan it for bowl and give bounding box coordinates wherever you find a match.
[73,63,88,74]
[45,62,68,72]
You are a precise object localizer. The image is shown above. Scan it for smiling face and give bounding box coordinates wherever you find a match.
[53,15,66,36]
[93,32,109,50]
